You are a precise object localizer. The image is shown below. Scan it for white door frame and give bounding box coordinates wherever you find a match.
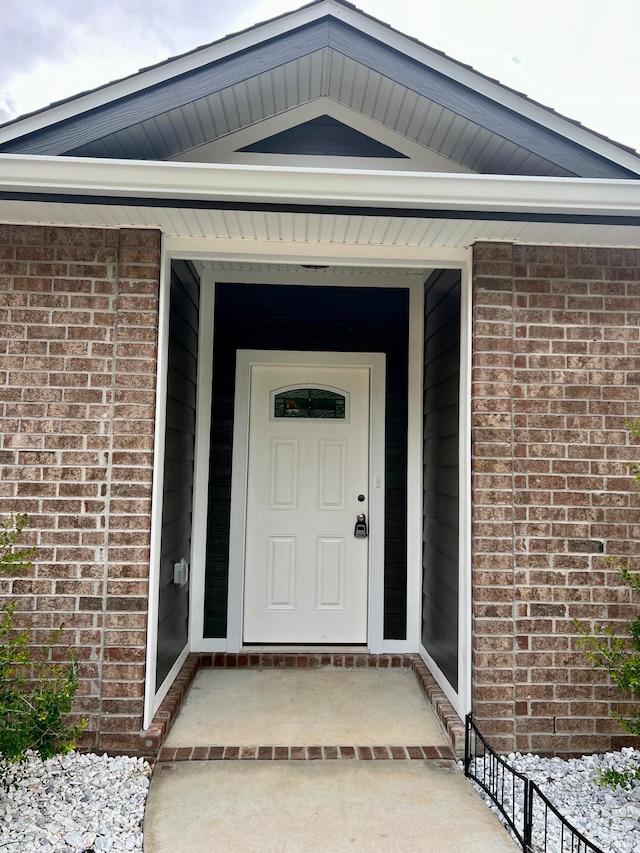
[186,271,426,658]
[227,350,386,652]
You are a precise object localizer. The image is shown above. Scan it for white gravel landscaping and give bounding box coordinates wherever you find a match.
[466,747,640,853]
[0,751,152,853]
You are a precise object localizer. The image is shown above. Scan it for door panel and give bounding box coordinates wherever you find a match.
[319,441,345,508]
[270,440,298,509]
[267,536,296,608]
[316,537,345,609]
[243,363,370,643]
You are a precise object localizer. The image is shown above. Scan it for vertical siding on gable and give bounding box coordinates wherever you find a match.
[156,261,199,689]
[422,270,461,690]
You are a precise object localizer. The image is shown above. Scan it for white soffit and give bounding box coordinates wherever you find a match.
[1,201,640,251]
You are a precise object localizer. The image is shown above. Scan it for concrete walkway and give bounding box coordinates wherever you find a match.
[144,667,518,852]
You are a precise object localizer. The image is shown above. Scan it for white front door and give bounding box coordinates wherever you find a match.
[243,363,370,643]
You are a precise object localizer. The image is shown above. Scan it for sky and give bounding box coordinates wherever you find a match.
[1,0,639,153]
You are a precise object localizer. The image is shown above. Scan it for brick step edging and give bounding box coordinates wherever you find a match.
[146,653,466,760]
[158,744,455,762]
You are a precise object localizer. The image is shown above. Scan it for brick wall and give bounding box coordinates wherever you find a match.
[472,242,640,754]
[0,224,160,753]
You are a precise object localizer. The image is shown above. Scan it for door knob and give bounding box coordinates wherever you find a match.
[354,513,368,538]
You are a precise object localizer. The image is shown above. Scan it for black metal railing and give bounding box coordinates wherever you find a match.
[464,714,605,853]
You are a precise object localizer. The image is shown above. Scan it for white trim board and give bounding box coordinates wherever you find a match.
[143,237,174,730]
[167,240,469,269]
[172,98,471,173]
[2,155,640,216]
[458,253,473,717]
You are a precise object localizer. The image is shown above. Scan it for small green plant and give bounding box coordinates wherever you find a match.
[0,513,35,573]
[596,766,640,790]
[0,514,85,764]
[576,563,640,736]
[575,418,640,739]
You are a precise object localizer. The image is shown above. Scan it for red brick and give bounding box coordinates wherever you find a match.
[472,242,640,753]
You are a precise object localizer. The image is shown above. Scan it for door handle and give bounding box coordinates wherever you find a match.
[354,513,368,538]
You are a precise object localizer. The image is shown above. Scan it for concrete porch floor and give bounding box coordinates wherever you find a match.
[144,665,518,852]
[163,668,450,748]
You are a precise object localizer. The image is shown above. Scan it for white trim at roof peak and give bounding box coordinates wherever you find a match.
[1,154,640,219]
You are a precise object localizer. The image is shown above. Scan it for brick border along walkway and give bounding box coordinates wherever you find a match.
[149,653,465,761]
[158,743,455,761]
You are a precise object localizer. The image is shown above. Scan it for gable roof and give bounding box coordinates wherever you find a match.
[1,0,639,179]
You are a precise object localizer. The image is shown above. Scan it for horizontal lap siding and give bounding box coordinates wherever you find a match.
[472,242,640,755]
[156,261,199,689]
[422,270,460,691]
[0,225,160,753]
[205,283,409,640]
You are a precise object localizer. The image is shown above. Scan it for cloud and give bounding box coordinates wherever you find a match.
[1,2,88,77]
[0,0,258,120]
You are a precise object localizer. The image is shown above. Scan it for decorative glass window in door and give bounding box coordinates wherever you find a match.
[273,388,346,419]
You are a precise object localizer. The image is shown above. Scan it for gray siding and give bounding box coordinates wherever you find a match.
[156,261,200,689]
[239,115,407,157]
[205,283,409,641]
[422,269,460,690]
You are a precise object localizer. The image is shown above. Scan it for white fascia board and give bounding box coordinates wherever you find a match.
[0,2,334,145]
[1,154,640,218]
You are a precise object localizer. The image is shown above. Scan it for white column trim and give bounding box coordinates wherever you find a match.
[458,251,473,716]
[143,237,172,730]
